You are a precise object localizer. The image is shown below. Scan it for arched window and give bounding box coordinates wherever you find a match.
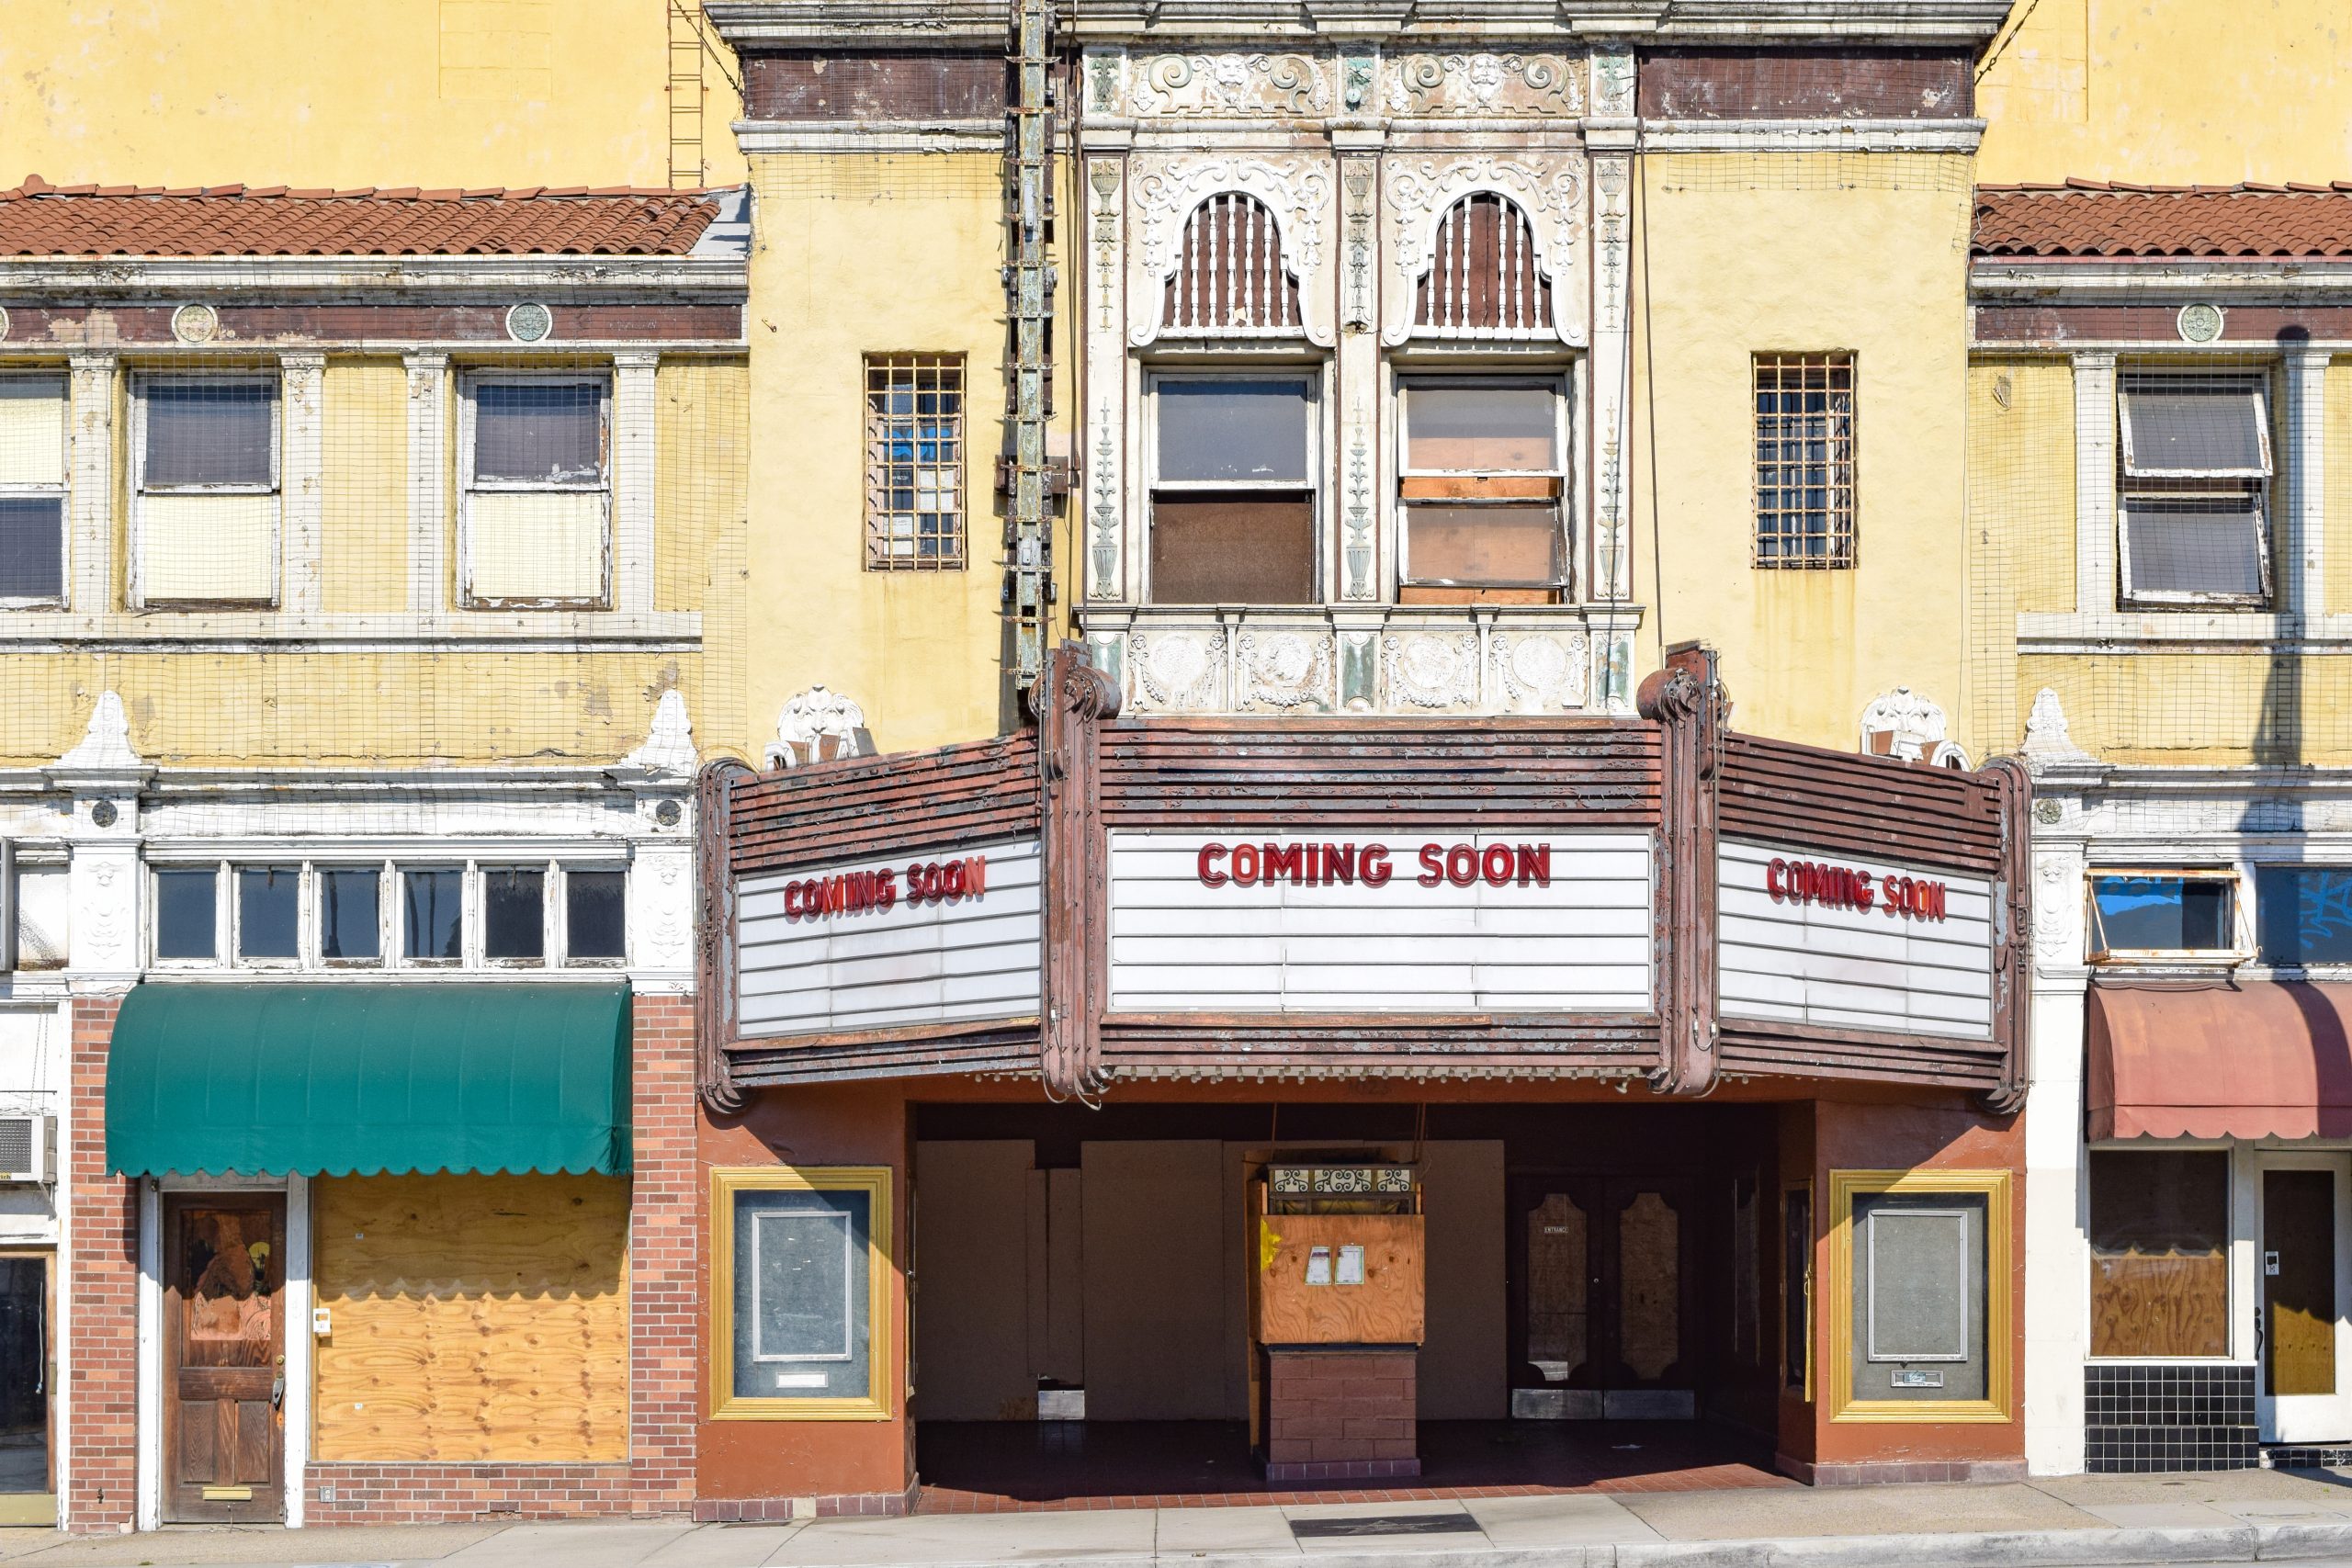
[1414,193,1552,337]
[1163,193,1301,335]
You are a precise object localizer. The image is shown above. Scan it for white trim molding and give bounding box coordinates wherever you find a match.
[1640,117,1984,153]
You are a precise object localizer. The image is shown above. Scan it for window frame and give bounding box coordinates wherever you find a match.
[1750,351,1858,571]
[560,863,630,968]
[457,369,615,611]
[150,862,227,968]
[1394,373,1572,596]
[1143,367,1322,605]
[0,370,70,609]
[232,863,305,970]
[128,369,283,609]
[480,863,553,968]
[2114,368,2276,609]
[314,863,390,969]
[2086,866,2253,966]
[2084,1145,2234,1363]
[862,353,967,573]
[707,1165,894,1421]
[2254,863,2352,971]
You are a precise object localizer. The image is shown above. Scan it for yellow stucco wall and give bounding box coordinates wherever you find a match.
[321,358,411,616]
[1976,0,2352,184]
[0,0,746,189]
[736,153,1066,760]
[1628,152,1977,755]
[2019,654,2352,767]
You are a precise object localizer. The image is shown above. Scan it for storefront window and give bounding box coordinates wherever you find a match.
[709,1166,892,1419]
[2088,1149,2229,1359]
[2256,867,2352,966]
[2089,873,2239,958]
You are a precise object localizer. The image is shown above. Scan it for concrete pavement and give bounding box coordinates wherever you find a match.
[16,1470,2352,1568]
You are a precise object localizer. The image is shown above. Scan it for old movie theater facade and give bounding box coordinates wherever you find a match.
[691,650,2034,1510]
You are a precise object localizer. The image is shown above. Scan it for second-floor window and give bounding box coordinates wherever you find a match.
[865,355,965,570]
[461,374,612,608]
[2116,370,2272,606]
[1146,374,1317,604]
[1753,353,1855,570]
[1397,378,1567,604]
[132,374,279,605]
[0,374,66,605]
[2087,870,2245,963]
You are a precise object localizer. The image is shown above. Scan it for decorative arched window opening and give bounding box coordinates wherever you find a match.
[1163,193,1302,335]
[1414,193,1553,338]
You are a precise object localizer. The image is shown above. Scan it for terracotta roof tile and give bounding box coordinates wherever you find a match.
[1974,183,2352,259]
[0,175,727,258]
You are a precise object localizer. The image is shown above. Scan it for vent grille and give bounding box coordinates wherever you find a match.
[0,1117,31,1175]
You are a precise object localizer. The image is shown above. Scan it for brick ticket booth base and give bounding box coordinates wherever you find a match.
[1262,1348,1420,1483]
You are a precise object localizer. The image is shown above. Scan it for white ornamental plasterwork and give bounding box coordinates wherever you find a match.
[1235,628,1335,713]
[1383,156,1589,347]
[1592,157,1630,333]
[1384,53,1585,118]
[1125,53,1329,118]
[1381,631,1482,711]
[1128,628,1227,713]
[1130,157,1336,347]
[2033,853,2084,967]
[1491,630,1590,715]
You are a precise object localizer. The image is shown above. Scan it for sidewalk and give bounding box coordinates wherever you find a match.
[12,1469,2352,1568]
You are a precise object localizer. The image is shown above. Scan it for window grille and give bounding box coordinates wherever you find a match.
[1414,194,1553,339]
[864,355,965,570]
[2116,369,2272,605]
[0,374,67,604]
[1753,353,1856,569]
[133,372,281,604]
[1163,194,1300,335]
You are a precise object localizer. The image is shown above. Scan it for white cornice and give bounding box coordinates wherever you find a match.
[0,254,749,295]
[732,119,1004,155]
[1642,118,1983,153]
[1972,258,2352,298]
[706,0,1009,46]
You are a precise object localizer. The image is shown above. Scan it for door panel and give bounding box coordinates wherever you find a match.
[1616,1190,1680,1382]
[1510,1176,1699,1409]
[1524,1190,1590,1385]
[164,1197,285,1523]
[2267,1169,2337,1398]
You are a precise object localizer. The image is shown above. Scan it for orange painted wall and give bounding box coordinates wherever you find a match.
[698,1081,914,1505]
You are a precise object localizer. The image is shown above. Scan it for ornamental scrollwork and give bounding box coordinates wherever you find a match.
[1383,156,1589,347]
[1385,52,1584,118]
[1130,156,1336,347]
[1127,53,1329,118]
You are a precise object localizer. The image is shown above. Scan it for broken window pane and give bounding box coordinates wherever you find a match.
[1156,380,1309,483]
[154,868,218,961]
[142,379,275,488]
[2120,380,2270,477]
[2092,874,2233,953]
[484,869,546,961]
[2121,496,2267,598]
[473,381,605,484]
[402,869,463,962]
[237,867,300,960]
[319,868,381,963]
[566,870,627,961]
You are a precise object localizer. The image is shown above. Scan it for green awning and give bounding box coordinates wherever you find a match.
[107,982,632,1178]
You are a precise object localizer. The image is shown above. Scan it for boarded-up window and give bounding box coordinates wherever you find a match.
[135,375,279,604]
[311,1173,628,1462]
[1397,380,1566,604]
[2089,1150,2228,1359]
[1148,377,1316,604]
[461,375,611,606]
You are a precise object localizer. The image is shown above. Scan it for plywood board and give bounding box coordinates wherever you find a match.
[1080,1141,1228,1419]
[1256,1214,1426,1346]
[311,1174,627,1464]
[1419,1143,1506,1418]
[912,1142,1036,1420]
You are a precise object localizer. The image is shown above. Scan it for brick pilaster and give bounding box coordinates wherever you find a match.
[65,993,136,1532]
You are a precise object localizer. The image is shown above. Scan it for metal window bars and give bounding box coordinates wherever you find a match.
[865,355,967,570]
[1752,353,1857,570]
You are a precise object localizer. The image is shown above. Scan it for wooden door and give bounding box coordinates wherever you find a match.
[164,1197,285,1523]
[1511,1177,1600,1393]
[2267,1169,2337,1398]
[1510,1177,1699,1403]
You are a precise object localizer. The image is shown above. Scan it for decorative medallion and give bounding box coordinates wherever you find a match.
[1493,630,1589,713]
[505,301,554,344]
[1130,627,1226,711]
[170,303,220,344]
[1235,627,1333,711]
[2032,798,2064,826]
[1382,630,1478,709]
[89,800,119,828]
[2176,302,2225,344]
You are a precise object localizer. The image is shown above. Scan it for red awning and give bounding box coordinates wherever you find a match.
[2089,981,2352,1140]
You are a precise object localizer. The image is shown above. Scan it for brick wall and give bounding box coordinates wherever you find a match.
[65,994,136,1532]
[306,992,700,1525]
[1262,1348,1419,1483]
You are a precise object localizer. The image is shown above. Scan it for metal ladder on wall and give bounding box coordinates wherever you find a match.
[1004,0,1057,694]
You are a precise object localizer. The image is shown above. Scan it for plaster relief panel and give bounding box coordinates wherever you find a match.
[1384,52,1585,118]
[1383,155,1589,347]
[1126,52,1330,118]
[1130,156,1336,347]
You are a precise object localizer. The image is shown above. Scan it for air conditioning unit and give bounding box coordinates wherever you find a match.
[0,1114,53,1185]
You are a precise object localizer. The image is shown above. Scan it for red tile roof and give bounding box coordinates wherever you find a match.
[1974,180,2352,259]
[0,175,726,258]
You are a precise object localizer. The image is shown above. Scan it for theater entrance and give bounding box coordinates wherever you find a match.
[1511,1176,1702,1420]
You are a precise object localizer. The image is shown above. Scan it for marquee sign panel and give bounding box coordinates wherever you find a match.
[1717,840,1995,1041]
[1107,830,1654,1014]
[736,837,1043,1038]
